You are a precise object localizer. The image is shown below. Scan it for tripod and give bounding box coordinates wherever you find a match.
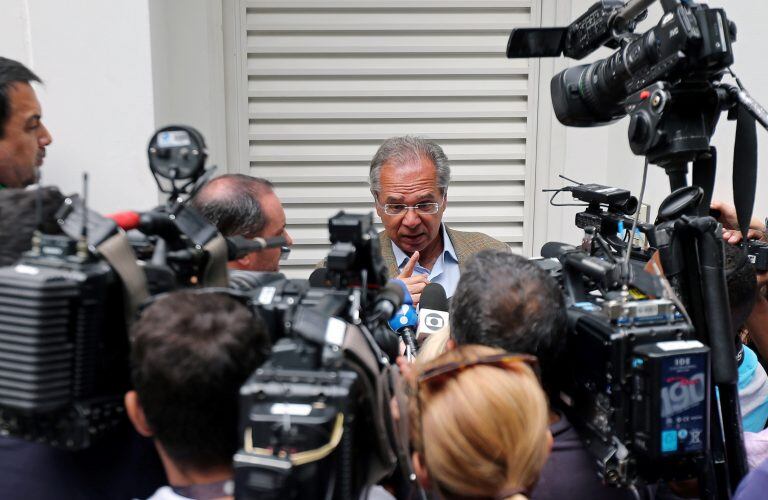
[628,77,768,498]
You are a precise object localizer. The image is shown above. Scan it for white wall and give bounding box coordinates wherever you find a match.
[0,0,159,213]
[541,0,768,249]
[3,0,766,240]
[149,0,228,175]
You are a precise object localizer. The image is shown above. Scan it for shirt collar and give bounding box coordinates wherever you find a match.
[392,224,457,268]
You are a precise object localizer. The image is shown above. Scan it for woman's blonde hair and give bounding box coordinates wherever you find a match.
[410,344,550,499]
[416,329,451,364]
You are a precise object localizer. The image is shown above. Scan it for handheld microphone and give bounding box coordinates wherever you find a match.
[389,304,419,359]
[416,283,450,342]
[388,278,413,305]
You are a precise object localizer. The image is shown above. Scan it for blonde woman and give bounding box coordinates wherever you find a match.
[409,345,552,500]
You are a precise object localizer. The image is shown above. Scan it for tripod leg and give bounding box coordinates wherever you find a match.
[692,148,717,217]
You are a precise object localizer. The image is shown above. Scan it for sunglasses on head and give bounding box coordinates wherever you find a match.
[417,352,540,388]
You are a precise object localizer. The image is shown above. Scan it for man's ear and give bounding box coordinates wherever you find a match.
[235,252,253,269]
[412,451,431,490]
[125,390,153,438]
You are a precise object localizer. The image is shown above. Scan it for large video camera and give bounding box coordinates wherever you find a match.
[512,1,768,497]
[508,0,734,128]
[229,212,407,500]
[0,125,285,449]
[539,240,709,488]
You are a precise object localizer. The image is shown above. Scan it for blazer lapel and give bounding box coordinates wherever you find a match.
[377,231,401,278]
[445,226,469,266]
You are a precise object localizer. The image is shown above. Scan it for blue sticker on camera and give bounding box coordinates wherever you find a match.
[661,430,678,453]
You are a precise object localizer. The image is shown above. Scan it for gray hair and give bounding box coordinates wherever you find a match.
[369,136,451,195]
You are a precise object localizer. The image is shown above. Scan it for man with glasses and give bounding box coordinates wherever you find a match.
[370,136,508,304]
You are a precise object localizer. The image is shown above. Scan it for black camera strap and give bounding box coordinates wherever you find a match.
[96,232,150,324]
[733,104,758,250]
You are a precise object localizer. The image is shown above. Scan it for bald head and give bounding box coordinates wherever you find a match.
[191,174,274,238]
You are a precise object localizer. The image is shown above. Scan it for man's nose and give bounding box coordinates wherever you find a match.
[39,123,52,147]
[284,230,294,246]
[402,208,421,228]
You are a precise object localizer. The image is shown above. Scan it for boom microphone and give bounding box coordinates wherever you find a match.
[416,283,450,343]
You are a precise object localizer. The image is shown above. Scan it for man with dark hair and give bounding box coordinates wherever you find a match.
[0,57,52,188]
[191,173,293,272]
[723,244,768,433]
[125,290,271,499]
[449,249,633,500]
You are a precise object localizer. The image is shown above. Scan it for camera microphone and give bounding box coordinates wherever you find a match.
[225,235,288,260]
[541,241,618,285]
[416,283,450,343]
[541,241,578,259]
[106,210,177,236]
[369,280,405,323]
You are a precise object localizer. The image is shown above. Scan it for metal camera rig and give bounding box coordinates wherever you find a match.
[511,0,768,497]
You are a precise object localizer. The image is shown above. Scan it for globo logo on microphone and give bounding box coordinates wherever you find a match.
[423,313,445,330]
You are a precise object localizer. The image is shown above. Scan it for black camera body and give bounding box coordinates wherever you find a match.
[0,235,131,449]
[539,242,710,487]
[551,4,734,127]
[563,297,708,485]
[508,1,735,127]
[232,211,402,500]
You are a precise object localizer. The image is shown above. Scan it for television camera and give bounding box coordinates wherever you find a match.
[0,124,409,500]
[511,0,768,497]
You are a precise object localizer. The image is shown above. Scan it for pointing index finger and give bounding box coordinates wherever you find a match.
[399,251,419,278]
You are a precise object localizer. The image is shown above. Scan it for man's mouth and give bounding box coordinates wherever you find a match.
[400,234,425,243]
[36,150,46,166]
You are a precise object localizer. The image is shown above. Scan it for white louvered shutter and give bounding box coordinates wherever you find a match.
[234,0,541,278]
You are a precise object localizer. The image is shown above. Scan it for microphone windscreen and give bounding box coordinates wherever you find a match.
[389,278,413,305]
[106,211,141,230]
[379,280,405,307]
[420,283,448,312]
[540,241,577,259]
[389,304,418,332]
[309,268,331,287]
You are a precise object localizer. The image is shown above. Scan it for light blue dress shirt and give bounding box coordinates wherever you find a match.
[391,224,461,298]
